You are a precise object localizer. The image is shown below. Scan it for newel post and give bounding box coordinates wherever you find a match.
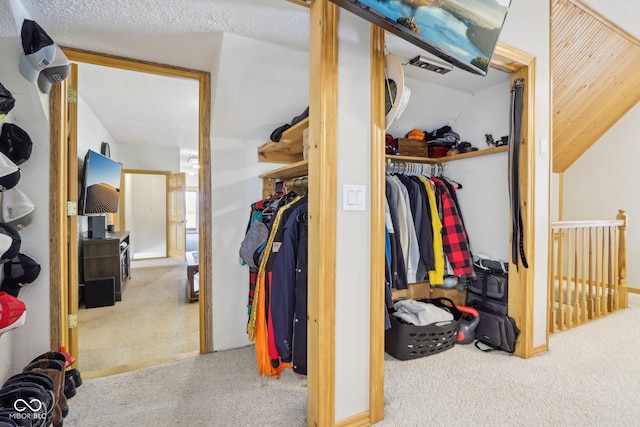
[616,209,628,309]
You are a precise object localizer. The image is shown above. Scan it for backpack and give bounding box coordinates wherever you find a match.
[470,301,520,353]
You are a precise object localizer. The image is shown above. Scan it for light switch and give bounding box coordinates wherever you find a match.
[540,137,549,156]
[343,185,366,211]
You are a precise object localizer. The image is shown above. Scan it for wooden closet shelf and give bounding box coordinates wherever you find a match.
[258,117,309,163]
[386,145,507,164]
[259,159,309,180]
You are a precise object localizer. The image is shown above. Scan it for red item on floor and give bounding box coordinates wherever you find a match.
[59,346,76,367]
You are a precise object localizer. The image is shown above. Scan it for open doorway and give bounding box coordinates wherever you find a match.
[49,49,213,377]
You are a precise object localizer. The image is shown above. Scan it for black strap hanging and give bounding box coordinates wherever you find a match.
[508,78,528,270]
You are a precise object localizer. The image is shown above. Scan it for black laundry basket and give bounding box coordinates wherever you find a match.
[385,297,461,361]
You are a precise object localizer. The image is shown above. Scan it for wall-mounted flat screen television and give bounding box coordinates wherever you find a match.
[328,0,512,76]
[79,149,123,215]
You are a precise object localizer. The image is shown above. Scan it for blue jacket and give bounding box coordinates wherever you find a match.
[270,202,308,364]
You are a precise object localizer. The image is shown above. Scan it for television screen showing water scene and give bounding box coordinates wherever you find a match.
[336,0,512,75]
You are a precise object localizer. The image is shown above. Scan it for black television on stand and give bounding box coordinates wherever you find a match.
[328,0,512,76]
[79,149,123,238]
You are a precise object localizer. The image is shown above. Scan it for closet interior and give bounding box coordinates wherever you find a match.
[243,37,536,380]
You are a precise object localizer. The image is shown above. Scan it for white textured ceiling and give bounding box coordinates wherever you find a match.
[18,0,309,70]
[3,0,636,169]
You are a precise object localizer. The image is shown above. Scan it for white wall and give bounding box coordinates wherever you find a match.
[77,95,119,238]
[334,10,372,421]
[499,0,551,348]
[209,33,309,351]
[563,101,640,289]
[446,82,510,261]
[124,173,167,259]
[0,14,51,376]
[389,78,472,139]
[115,142,179,172]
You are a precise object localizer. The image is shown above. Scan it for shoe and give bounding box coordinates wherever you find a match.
[0,383,53,427]
[57,347,75,367]
[65,369,82,388]
[27,352,76,398]
[1,372,56,426]
[23,359,68,422]
[0,414,19,426]
[0,292,26,335]
[269,123,291,142]
[290,106,309,126]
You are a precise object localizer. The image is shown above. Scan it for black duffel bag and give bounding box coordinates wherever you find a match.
[467,266,509,315]
[470,301,520,353]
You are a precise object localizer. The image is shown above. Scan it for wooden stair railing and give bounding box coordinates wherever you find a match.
[548,210,628,333]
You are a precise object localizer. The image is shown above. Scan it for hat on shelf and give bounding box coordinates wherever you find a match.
[19,19,56,85]
[0,253,41,297]
[384,54,411,132]
[38,45,71,94]
[0,83,15,122]
[0,188,35,230]
[0,291,26,335]
[0,223,21,263]
[0,123,33,165]
[0,153,20,192]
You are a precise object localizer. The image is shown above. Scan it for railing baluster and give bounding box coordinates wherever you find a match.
[549,214,626,334]
[558,229,565,330]
[617,210,628,309]
[571,228,580,325]
[596,227,604,317]
[580,227,587,324]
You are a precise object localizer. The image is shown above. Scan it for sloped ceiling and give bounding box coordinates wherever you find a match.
[552,0,640,172]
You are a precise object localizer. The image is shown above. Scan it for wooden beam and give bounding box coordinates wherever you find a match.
[308,0,338,425]
[369,23,385,425]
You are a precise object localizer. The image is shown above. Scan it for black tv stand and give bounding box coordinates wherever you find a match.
[83,231,131,301]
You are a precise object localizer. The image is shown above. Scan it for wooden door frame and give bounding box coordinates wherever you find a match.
[49,48,213,357]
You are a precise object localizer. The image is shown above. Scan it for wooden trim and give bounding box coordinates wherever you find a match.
[335,411,371,427]
[49,75,69,351]
[285,0,311,8]
[308,1,338,425]
[532,343,549,356]
[369,24,385,425]
[616,210,628,309]
[67,64,79,364]
[552,220,624,229]
[62,47,207,79]
[558,172,563,221]
[53,49,214,362]
[493,42,536,72]
[503,46,537,359]
[82,350,199,380]
[568,0,640,48]
[122,169,171,175]
[198,71,213,353]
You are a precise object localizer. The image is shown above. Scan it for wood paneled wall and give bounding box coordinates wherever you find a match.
[552,0,640,172]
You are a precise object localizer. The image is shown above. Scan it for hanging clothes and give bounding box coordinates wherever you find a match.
[385,177,408,290]
[270,202,308,373]
[248,194,305,378]
[384,166,474,288]
[431,177,474,279]
[418,176,445,285]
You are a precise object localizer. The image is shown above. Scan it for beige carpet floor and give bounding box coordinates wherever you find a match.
[62,294,640,426]
[77,258,200,373]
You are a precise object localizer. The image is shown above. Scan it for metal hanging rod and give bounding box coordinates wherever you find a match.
[385,159,445,176]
